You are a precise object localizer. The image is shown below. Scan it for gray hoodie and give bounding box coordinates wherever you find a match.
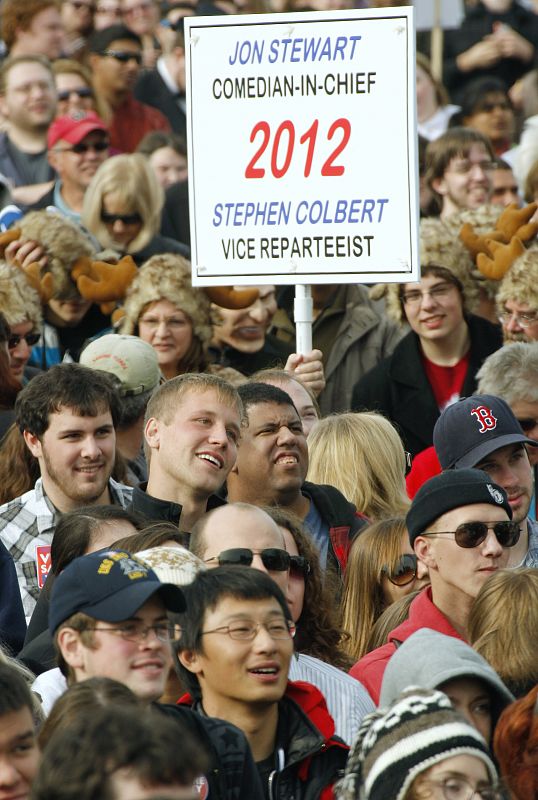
[379,629,513,727]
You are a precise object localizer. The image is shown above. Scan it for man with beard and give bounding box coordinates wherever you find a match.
[0,364,132,621]
[88,25,170,152]
[0,56,57,207]
[433,393,538,568]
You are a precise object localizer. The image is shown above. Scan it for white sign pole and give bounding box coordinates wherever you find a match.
[294,284,312,355]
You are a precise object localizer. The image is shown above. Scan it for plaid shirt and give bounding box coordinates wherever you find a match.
[0,478,133,621]
[524,517,538,568]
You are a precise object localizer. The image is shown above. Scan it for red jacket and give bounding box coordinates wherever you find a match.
[178,680,348,800]
[348,587,464,704]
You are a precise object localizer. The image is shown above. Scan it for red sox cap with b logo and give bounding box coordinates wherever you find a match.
[433,394,538,469]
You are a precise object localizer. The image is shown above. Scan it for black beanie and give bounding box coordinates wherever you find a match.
[406,468,511,544]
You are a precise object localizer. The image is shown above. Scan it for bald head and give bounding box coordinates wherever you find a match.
[190,503,288,592]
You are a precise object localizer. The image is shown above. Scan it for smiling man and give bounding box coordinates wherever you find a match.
[349,468,517,703]
[31,112,110,222]
[130,373,242,531]
[0,364,132,619]
[227,383,366,577]
[175,566,348,797]
[434,394,538,568]
[425,127,495,219]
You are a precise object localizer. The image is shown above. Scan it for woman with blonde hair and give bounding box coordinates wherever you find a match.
[468,568,538,698]
[307,412,410,520]
[82,154,188,265]
[341,518,429,663]
[120,253,245,384]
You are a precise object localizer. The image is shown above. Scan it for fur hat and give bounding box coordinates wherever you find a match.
[0,262,42,328]
[335,687,497,800]
[372,217,480,325]
[119,253,213,347]
[497,243,538,311]
[18,210,95,300]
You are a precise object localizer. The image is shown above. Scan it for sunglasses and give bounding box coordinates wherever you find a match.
[204,548,291,571]
[101,211,142,225]
[518,418,538,433]
[99,49,143,64]
[56,140,109,155]
[57,87,94,102]
[289,555,310,579]
[8,331,40,350]
[422,520,521,549]
[383,553,418,586]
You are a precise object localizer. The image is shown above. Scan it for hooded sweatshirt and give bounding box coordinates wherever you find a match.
[379,629,514,730]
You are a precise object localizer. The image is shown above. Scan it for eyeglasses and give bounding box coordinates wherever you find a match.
[92,621,182,643]
[101,211,142,225]
[57,87,94,102]
[98,49,143,64]
[139,315,188,330]
[55,140,109,155]
[447,159,496,175]
[383,553,418,586]
[422,520,520,549]
[8,331,40,350]
[401,282,456,306]
[518,417,538,433]
[289,555,310,579]
[203,548,291,572]
[498,308,538,328]
[421,776,504,800]
[201,618,296,641]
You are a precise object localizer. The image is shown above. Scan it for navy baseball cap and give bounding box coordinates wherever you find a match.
[49,550,186,634]
[433,394,537,469]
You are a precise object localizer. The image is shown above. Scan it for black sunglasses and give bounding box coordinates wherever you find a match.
[57,140,109,155]
[204,547,291,572]
[8,331,40,350]
[289,555,310,579]
[422,520,521,549]
[57,87,94,102]
[99,49,143,64]
[101,211,142,225]
[518,418,538,433]
[383,553,418,586]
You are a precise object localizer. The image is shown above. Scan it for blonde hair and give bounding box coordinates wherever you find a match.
[307,412,410,520]
[82,154,164,253]
[497,244,538,310]
[120,253,213,374]
[468,568,538,697]
[341,518,408,662]
[144,372,243,427]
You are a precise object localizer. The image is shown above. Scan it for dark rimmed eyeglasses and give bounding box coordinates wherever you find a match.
[421,520,520,549]
[98,49,143,64]
[204,548,291,572]
[383,553,418,587]
[201,618,296,641]
[101,211,142,225]
[55,140,109,155]
[57,87,94,102]
[8,331,40,350]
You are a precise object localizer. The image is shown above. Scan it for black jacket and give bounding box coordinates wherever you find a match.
[134,70,187,136]
[351,314,503,458]
[301,481,367,577]
[209,335,294,377]
[128,482,226,527]
[443,2,538,102]
[158,704,264,800]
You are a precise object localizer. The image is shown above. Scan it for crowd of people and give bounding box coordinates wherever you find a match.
[0,0,536,798]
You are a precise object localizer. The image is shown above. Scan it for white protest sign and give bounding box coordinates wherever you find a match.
[185,7,419,287]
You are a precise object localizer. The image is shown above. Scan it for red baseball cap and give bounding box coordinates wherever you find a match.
[48,112,108,149]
